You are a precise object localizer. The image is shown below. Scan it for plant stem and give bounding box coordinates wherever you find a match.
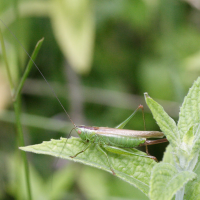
[14,99,32,200]
[14,38,44,101]
[175,187,184,200]
[0,26,32,200]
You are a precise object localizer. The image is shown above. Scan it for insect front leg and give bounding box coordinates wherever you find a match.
[70,142,92,158]
[70,132,97,158]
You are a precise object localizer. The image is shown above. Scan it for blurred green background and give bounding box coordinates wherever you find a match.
[0,0,200,199]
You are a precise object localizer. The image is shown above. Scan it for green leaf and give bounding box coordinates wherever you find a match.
[162,145,174,164]
[149,163,196,200]
[144,93,180,148]
[185,177,200,200]
[191,123,200,155]
[185,158,200,200]
[178,77,200,140]
[176,123,200,171]
[183,125,195,147]
[20,137,156,196]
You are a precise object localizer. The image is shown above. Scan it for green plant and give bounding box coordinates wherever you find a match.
[0,26,44,200]
[20,77,200,200]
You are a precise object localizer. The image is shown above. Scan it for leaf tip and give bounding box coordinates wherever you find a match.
[144,92,149,97]
[144,92,151,100]
[36,37,44,47]
[19,147,25,151]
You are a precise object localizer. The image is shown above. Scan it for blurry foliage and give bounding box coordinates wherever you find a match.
[0,0,200,199]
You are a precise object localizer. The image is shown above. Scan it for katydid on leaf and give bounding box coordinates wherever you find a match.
[1,19,168,175]
[68,104,167,175]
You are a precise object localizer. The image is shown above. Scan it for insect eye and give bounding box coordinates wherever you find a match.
[77,129,82,134]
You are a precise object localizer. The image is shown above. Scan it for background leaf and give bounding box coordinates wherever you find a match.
[50,0,95,74]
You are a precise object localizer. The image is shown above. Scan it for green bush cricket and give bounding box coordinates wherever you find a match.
[1,20,168,175]
[65,104,167,175]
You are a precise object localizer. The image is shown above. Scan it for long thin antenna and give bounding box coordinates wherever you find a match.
[0,19,76,128]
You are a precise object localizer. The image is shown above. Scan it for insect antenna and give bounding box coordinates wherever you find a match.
[54,127,75,167]
[0,19,76,128]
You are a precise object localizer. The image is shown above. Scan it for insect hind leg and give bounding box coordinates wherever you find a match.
[96,144,115,175]
[139,139,169,162]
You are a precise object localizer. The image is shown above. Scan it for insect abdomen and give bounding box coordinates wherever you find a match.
[94,134,146,147]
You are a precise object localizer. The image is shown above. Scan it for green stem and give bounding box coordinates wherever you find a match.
[13,38,44,199]
[175,187,184,200]
[0,26,32,200]
[14,38,44,101]
[14,99,32,200]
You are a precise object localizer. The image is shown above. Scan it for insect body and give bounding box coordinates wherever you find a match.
[76,126,163,148]
[67,105,167,175]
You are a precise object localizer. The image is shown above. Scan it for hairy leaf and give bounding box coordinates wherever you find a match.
[191,123,200,155]
[178,77,200,139]
[144,93,180,148]
[149,163,196,200]
[185,177,200,200]
[20,137,156,196]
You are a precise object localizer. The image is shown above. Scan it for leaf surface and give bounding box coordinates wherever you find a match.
[149,163,196,200]
[20,137,156,196]
[178,77,200,139]
[145,93,180,148]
